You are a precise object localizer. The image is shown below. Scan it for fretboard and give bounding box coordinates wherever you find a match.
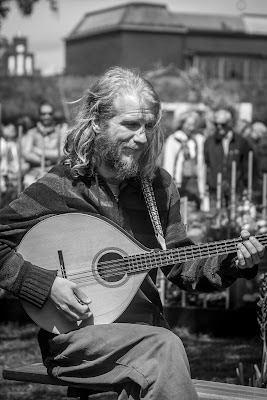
[101,233,267,278]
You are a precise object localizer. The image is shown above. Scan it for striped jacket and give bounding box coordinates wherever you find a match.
[0,163,256,312]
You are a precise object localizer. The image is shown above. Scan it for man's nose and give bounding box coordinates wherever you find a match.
[134,127,148,143]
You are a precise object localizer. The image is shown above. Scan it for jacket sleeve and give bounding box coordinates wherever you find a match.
[162,175,258,293]
[0,172,66,308]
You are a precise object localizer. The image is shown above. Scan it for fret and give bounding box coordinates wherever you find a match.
[170,249,175,264]
[152,251,158,266]
[127,256,134,274]
[165,249,173,265]
[143,253,149,271]
[224,240,228,255]
[133,255,139,273]
[198,243,209,258]
[168,249,176,265]
[130,254,140,273]
[175,247,186,263]
[147,252,153,270]
[191,245,196,260]
[197,243,203,258]
[233,238,240,252]
[158,251,164,267]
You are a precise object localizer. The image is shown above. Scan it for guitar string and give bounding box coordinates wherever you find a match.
[67,233,267,279]
[68,238,267,284]
[63,235,267,284]
[71,243,267,286]
[66,236,267,282]
[67,233,267,273]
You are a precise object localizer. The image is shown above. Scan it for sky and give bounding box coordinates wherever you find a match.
[1,0,267,75]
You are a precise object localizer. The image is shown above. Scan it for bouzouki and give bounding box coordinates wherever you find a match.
[18,213,267,334]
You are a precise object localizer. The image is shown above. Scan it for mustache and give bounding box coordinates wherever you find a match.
[121,144,144,151]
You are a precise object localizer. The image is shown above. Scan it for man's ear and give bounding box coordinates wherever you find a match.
[92,113,101,134]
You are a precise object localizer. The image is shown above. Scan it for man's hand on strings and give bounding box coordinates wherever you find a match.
[49,277,92,321]
[236,230,265,269]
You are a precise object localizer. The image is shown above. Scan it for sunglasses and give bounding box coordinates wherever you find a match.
[214,122,229,129]
[40,111,53,116]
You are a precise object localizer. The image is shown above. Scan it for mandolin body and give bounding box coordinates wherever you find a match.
[18,213,150,334]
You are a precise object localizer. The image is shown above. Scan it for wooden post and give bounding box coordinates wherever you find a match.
[225,288,230,310]
[40,134,45,176]
[0,103,2,207]
[230,160,236,222]
[247,150,253,202]
[201,164,210,212]
[216,172,222,211]
[262,173,267,221]
[182,195,188,231]
[159,271,166,305]
[181,290,187,308]
[180,196,187,307]
[17,125,23,196]
[216,172,222,226]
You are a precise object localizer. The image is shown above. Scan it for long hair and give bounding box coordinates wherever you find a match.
[64,66,164,179]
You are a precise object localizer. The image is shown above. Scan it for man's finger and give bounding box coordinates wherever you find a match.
[73,286,91,304]
[240,230,250,240]
[58,304,92,322]
[249,236,265,257]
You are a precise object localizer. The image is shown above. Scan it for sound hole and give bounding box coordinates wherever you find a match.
[98,252,126,282]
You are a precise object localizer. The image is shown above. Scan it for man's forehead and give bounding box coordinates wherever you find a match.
[214,109,232,122]
[40,105,53,112]
[113,93,156,118]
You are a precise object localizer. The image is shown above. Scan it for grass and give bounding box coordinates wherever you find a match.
[173,327,263,385]
[0,322,264,399]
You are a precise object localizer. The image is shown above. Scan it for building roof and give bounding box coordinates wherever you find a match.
[66,2,186,40]
[243,14,267,35]
[66,2,267,41]
[171,12,244,32]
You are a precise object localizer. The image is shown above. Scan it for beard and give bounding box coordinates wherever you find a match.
[94,133,144,180]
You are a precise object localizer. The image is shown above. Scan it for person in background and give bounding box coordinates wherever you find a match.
[22,102,68,187]
[0,122,29,206]
[242,121,267,203]
[204,106,253,211]
[0,67,264,400]
[163,109,206,210]
[0,124,8,197]
[243,121,267,174]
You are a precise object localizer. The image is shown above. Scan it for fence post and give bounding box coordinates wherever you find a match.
[17,125,23,196]
[262,173,267,221]
[0,103,2,208]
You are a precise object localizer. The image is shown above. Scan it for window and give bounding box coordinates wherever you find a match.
[224,57,244,80]
[7,56,16,76]
[16,54,25,76]
[16,44,25,53]
[25,56,33,75]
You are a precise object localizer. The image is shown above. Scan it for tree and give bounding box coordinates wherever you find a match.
[0,0,58,22]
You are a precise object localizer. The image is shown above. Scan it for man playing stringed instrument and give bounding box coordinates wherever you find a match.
[0,67,265,400]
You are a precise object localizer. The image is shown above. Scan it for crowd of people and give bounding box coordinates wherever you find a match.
[163,104,267,214]
[1,97,267,215]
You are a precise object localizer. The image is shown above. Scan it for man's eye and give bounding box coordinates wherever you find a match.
[146,123,155,130]
[125,122,139,129]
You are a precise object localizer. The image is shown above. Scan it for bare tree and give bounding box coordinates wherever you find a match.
[0,0,58,21]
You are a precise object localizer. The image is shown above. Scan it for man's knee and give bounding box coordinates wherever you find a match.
[147,328,185,355]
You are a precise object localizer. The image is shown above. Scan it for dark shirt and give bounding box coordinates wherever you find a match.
[204,132,251,196]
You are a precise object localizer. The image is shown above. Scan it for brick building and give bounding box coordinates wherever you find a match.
[65,2,267,81]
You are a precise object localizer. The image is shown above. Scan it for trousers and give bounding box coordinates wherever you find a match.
[41,323,199,400]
